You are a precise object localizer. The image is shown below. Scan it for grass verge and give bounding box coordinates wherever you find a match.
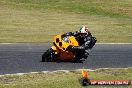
[0,0,132,43]
[0,68,132,88]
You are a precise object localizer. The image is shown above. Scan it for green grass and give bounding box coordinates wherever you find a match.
[0,68,132,88]
[0,0,132,43]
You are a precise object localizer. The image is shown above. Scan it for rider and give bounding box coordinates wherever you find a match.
[66,26,97,59]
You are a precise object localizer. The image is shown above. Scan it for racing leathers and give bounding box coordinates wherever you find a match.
[65,31,97,59]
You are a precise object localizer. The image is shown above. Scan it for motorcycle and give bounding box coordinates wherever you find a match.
[42,33,96,62]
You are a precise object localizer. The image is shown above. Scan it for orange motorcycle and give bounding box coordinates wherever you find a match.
[42,34,96,62]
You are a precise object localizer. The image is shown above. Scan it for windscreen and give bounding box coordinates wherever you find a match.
[61,34,69,43]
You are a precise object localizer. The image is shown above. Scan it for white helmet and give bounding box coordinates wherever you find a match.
[79,26,89,37]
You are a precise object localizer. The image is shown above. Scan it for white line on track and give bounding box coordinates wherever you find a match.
[27,43,32,50]
[0,68,131,77]
[0,43,16,44]
[0,69,95,77]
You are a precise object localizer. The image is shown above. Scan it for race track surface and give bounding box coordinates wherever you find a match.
[0,44,132,75]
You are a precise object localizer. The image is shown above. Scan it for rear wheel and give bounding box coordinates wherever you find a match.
[42,48,54,62]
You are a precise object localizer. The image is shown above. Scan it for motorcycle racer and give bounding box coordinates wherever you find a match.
[65,26,97,60]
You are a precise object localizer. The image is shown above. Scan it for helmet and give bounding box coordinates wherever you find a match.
[79,26,89,37]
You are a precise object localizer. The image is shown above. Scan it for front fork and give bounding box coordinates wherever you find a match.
[51,46,60,58]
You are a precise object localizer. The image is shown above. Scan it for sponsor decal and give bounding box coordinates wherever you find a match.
[90,80,131,85]
[80,67,131,86]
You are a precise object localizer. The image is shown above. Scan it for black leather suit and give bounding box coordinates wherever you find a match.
[65,31,96,59]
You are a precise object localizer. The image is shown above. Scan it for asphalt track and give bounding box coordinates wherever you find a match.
[0,44,132,75]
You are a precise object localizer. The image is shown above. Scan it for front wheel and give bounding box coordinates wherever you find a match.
[42,48,54,62]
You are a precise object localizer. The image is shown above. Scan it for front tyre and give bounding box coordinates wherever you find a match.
[42,48,54,62]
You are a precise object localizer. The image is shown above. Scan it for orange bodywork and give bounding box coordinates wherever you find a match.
[51,34,79,60]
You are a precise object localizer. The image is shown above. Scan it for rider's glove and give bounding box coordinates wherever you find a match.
[66,45,73,52]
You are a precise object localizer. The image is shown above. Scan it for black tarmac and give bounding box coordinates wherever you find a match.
[0,43,132,75]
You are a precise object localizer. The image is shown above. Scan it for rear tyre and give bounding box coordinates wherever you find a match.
[42,48,54,62]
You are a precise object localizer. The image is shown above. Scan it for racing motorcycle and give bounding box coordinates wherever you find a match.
[42,34,96,62]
